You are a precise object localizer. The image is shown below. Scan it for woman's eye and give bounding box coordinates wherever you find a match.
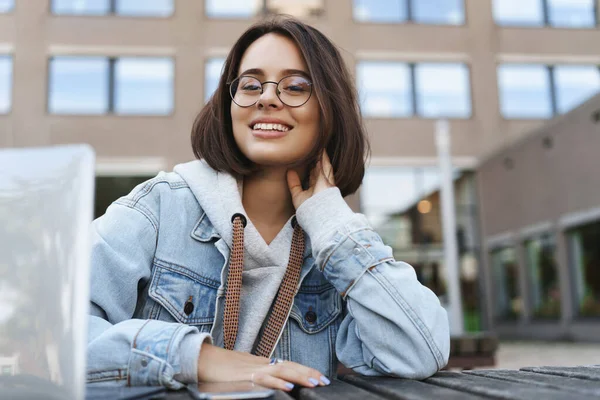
[242,84,261,91]
[283,85,308,93]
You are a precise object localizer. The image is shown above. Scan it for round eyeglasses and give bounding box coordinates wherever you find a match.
[229,75,313,108]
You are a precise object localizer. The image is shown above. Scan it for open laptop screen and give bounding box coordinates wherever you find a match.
[0,145,95,400]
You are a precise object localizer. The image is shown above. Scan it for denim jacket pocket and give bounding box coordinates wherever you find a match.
[290,282,342,334]
[148,258,219,330]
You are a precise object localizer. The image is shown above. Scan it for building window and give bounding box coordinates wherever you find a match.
[357,61,471,118]
[51,0,174,17]
[95,176,153,218]
[204,58,225,103]
[354,0,464,25]
[524,234,560,319]
[1,366,12,375]
[205,0,258,18]
[414,63,471,118]
[568,220,600,317]
[48,56,174,115]
[0,56,12,114]
[498,64,600,119]
[491,247,521,320]
[0,0,14,13]
[361,167,482,331]
[114,57,174,115]
[493,0,596,28]
[554,65,600,114]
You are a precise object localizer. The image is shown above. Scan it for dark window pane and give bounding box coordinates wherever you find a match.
[554,65,600,114]
[415,63,471,118]
[114,57,174,115]
[95,176,152,218]
[357,62,412,117]
[412,0,464,25]
[48,57,109,115]
[52,0,110,15]
[498,64,552,119]
[0,56,12,114]
[354,0,407,22]
[0,0,13,13]
[205,0,258,18]
[493,0,544,26]
[525,235,560,319]
[116,0,173,16]
[568,220,600,317]
[205,58,225,103]
[548,0,595,28]
[491,247,521,319]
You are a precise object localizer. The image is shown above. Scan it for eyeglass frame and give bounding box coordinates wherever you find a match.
[227,74,313,108]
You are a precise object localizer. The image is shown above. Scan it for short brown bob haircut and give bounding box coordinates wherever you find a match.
[191,16,369,197]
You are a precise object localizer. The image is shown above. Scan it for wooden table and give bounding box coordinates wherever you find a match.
[162,365,600,399]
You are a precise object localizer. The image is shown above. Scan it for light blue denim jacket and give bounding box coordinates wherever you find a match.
[87,166,449,388]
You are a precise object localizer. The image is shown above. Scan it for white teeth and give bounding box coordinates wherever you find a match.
[252,123,290,132]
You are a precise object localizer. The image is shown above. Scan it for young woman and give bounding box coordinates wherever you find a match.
[87,16,449,392]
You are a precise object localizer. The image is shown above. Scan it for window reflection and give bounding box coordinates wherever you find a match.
[116,0,173,16]
[0,0,13,13]
[415,63,471,118]
[412,0,464,25]
[498,64,552,119]
[493,0,544,26]
[0,56,12,114]
[354,0,407,22]
[568,220,600,317]
[114,58,174,115]
[48,57,109,115]
[525,234,560,319]
[52,0,111,15]
[361,167,481,330]
[205,58,225,103]
[554,65,600,114]
[357,62,412,117]
[205,0,260,18]
[491,247,521,320]
[548,0,595,28]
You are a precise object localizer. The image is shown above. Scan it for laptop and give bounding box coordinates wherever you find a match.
[0,145,95,399]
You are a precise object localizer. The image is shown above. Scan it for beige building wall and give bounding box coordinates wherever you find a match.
[1,0,600,192]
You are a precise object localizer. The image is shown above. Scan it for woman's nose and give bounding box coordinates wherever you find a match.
[257,82,283,109]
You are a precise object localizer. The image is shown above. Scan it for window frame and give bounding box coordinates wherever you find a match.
[493,0,598,28]
[498,63,600,120]
[49,0,174,18]
[47,55,175,116]
[357,60,473,119]
[353,0,466,26]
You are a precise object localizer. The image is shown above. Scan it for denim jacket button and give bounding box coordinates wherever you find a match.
[353,247,362,255]
[184,301,194,315]
[305,310,317,324]
[141,358,148,367]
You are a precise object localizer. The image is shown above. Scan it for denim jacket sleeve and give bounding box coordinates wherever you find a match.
[87,180,210,388]
[295,187,450,379]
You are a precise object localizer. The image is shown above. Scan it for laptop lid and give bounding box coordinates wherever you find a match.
[0,145,95,400]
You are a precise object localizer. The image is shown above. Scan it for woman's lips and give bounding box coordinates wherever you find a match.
[251,128,291,139]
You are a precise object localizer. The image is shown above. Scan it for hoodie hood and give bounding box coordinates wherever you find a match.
[173,159,293,269]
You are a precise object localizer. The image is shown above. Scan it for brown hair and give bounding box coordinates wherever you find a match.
[191,16,369,197]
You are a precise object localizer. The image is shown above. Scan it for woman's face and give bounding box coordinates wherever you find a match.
[230,33,320,168]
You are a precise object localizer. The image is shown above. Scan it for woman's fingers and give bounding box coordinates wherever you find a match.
[269,362,329,388]
[252,371,296,392]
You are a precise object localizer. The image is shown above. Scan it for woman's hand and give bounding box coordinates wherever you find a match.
[287,151,336,210]
[197,342,330,392]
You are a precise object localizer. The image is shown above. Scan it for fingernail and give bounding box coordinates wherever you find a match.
[308,377,320,386]
[320,376,331,385]
[285,383,294,390]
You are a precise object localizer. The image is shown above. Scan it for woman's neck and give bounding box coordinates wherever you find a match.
[242,168,297,244]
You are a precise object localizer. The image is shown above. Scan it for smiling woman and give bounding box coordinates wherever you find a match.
[86,16,450,393]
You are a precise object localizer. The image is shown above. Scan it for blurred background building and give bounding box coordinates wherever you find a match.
[1,0,600,340]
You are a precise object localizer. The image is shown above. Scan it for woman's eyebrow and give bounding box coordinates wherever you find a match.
[238,68,310,78]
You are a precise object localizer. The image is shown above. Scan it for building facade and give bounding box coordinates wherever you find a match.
[478,94,600,341]
[1,0,600,335]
